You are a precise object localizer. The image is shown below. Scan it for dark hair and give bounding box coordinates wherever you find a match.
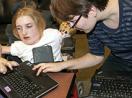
[12,0,37,15]
[50,0,109,21]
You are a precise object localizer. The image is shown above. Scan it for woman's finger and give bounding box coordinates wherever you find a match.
[32,64,42,70]
[36,66,45,76]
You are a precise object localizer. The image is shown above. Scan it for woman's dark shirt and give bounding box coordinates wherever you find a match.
[88,0,132,64]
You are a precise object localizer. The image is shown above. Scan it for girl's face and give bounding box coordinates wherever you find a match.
[16,16,41,45]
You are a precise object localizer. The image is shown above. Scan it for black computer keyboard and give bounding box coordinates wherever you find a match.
[2,62,44,98]
[89,75,132,98]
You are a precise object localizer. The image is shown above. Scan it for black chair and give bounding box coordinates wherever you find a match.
[61,37,75,56]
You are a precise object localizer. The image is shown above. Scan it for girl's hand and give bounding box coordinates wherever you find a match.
[0,57,19,74]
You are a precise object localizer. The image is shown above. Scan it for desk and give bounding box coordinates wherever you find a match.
[42,73,75,98]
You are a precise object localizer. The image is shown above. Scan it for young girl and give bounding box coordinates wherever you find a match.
[0,7,63,63]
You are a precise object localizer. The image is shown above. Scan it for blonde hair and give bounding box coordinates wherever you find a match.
[12,7,46,38]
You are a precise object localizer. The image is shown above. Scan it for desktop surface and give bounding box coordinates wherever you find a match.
[42,72,75,98]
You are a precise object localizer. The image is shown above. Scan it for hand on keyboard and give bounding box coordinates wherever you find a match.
[0,57,19,74]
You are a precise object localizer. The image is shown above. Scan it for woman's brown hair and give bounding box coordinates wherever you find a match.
[50,0,109,21]
[12,7,46,39]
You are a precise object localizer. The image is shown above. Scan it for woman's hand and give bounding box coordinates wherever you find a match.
[0,57,19,74]
[32,62,64,76]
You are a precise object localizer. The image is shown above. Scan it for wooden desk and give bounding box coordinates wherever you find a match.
[42,73,75,98]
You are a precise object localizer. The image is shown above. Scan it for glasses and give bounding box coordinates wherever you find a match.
[69,15,82,28]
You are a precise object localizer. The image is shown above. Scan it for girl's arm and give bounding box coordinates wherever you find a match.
[0,44,2,57]
[0,44,11,55]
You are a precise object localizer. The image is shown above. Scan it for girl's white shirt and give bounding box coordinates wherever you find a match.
[10,28,63,63]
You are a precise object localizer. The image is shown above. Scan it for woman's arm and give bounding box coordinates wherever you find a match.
[33,53,104,76]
